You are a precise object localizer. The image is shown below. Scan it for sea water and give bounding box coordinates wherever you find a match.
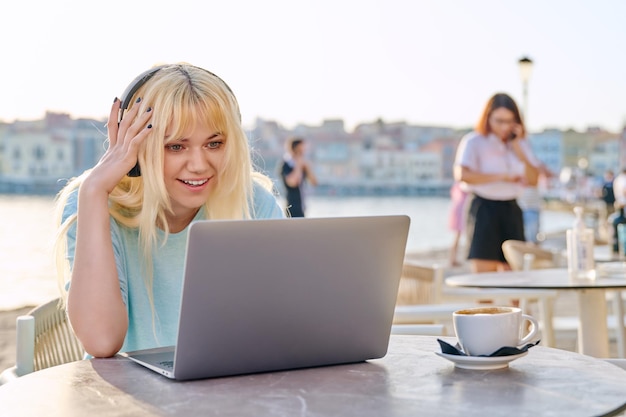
[0,194,574,310]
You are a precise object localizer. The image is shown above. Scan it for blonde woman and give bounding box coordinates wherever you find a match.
[55,64,284,358]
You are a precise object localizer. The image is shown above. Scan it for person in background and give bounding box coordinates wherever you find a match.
[280,137,318,217]
[601,169,616,217]
[518,163,553,244]
[518,187,541,244]
[454,92,539,273]
[447,181,469,267]
[54,63,284,358]
[613,168,626,209]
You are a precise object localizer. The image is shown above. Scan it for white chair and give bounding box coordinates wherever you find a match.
[409,245,557,347]
[428,243,558,314]
[501,239,562,271]
[395,260,558,344]
[393,261,479,334]
[550,288,626,358]
[499,240,562,347]
[0,298,84,385]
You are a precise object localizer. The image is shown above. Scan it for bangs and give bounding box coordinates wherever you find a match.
[164,97,226,143]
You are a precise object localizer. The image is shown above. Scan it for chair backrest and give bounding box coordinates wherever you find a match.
[29,298,84,372]
[502,240,558,271]
[1,297,84,384]
[395,261,445,305]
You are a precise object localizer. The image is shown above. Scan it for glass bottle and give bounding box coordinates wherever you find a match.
[567,206,595,279]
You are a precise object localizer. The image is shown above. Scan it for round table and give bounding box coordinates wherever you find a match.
[446,268,626,358]
[0,335,625,416]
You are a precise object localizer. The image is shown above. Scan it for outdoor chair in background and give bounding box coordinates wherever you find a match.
[501,239,563,270]
[393,261,478,334]
[0,297,84,385]
[501,239,561,347]
[397,256,561,347]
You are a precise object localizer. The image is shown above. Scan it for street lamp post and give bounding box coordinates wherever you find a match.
[518,56,533,123]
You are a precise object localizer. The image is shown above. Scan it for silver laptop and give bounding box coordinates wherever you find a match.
[123,215,410,380]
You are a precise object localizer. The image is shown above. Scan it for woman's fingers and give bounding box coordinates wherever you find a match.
[84,97,154,193]
[98,96,154,176]
[110,97,153,156]
[117,97,143,143]
[126,121,153,161]
[124,104,153,145]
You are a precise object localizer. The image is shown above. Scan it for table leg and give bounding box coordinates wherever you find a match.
[538,297,555,347]
[577,289,609,358]
[611,291,626,358]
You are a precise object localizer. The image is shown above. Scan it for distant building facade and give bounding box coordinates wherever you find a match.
[0,112,105,193]
[0,112,624,196]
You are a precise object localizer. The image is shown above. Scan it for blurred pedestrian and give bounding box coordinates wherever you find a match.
[613,168,626,207]
[448,181,469,267]
[601,169,616,216]
[454,93,539,273]
[280,137,318,217]
[518,163,552,244]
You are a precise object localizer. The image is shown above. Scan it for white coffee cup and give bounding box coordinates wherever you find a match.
[453,306,539,356]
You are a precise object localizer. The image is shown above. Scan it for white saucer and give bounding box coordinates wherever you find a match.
[435,351,528,370]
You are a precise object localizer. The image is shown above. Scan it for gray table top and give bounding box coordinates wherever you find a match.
[0,335,625,416]
[446,268,626,290]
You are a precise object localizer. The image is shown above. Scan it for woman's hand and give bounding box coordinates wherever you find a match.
[507,125,540,186]
[457,165,523,185]
[67,97,153,357]
[502,173,523,183]
[87,98,154,194]
[508,124,529,162]
[510,123,523,141]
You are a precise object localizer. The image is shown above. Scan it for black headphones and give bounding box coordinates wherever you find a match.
[118,65,236,177]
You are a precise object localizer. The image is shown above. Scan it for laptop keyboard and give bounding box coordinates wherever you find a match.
[159,360,174,369]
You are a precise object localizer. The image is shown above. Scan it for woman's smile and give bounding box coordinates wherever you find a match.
[179,178,210,188]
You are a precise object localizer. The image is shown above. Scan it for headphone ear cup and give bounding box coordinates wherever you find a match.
[125,161,142,176]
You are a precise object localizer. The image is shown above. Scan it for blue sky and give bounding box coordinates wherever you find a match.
[1,0,624,133]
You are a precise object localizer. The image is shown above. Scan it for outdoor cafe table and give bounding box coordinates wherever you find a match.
[446,268,626,358]
[0,335,625,416]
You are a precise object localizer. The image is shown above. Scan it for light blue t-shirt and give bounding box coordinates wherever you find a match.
[63,182,284,353]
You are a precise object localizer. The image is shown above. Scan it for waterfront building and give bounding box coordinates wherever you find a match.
[0,112,104,193]
[1,112,624,196]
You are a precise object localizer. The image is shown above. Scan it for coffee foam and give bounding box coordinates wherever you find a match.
[455,307,513,315]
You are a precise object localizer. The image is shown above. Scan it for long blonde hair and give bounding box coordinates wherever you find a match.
[54,63,274,307]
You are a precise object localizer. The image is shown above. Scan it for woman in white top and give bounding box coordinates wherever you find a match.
[454,93,538,273]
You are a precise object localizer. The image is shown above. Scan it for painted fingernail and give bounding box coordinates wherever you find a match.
[136,97,142,103]
[147,124,152,129]
[113,97,118,103]
[147,107,152,112]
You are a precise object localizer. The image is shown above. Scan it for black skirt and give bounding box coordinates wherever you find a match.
[465,194,525,262]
